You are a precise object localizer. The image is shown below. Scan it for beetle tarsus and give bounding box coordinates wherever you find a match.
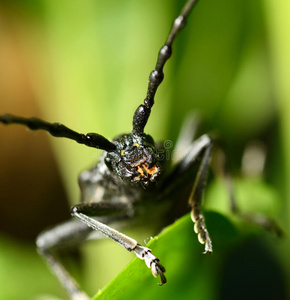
[133,245,167,285]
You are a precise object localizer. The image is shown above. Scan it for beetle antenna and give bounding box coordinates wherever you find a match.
[132,0,199,136]
[0,114,116,152]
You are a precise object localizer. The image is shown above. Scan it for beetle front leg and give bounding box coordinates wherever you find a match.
[72,205,166,285]
[188,137,213,253]
[37,202,134,300]
[167,134,213,253]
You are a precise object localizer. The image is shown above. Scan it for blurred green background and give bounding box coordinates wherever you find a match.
[0,0,289,299]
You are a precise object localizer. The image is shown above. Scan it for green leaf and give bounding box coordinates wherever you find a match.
[91,211,287,300]
[93,212,239,300]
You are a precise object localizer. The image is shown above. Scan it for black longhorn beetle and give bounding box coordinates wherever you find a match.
[0,0,281,299]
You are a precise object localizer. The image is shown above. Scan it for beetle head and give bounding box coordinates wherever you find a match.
[105,133,161,186]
